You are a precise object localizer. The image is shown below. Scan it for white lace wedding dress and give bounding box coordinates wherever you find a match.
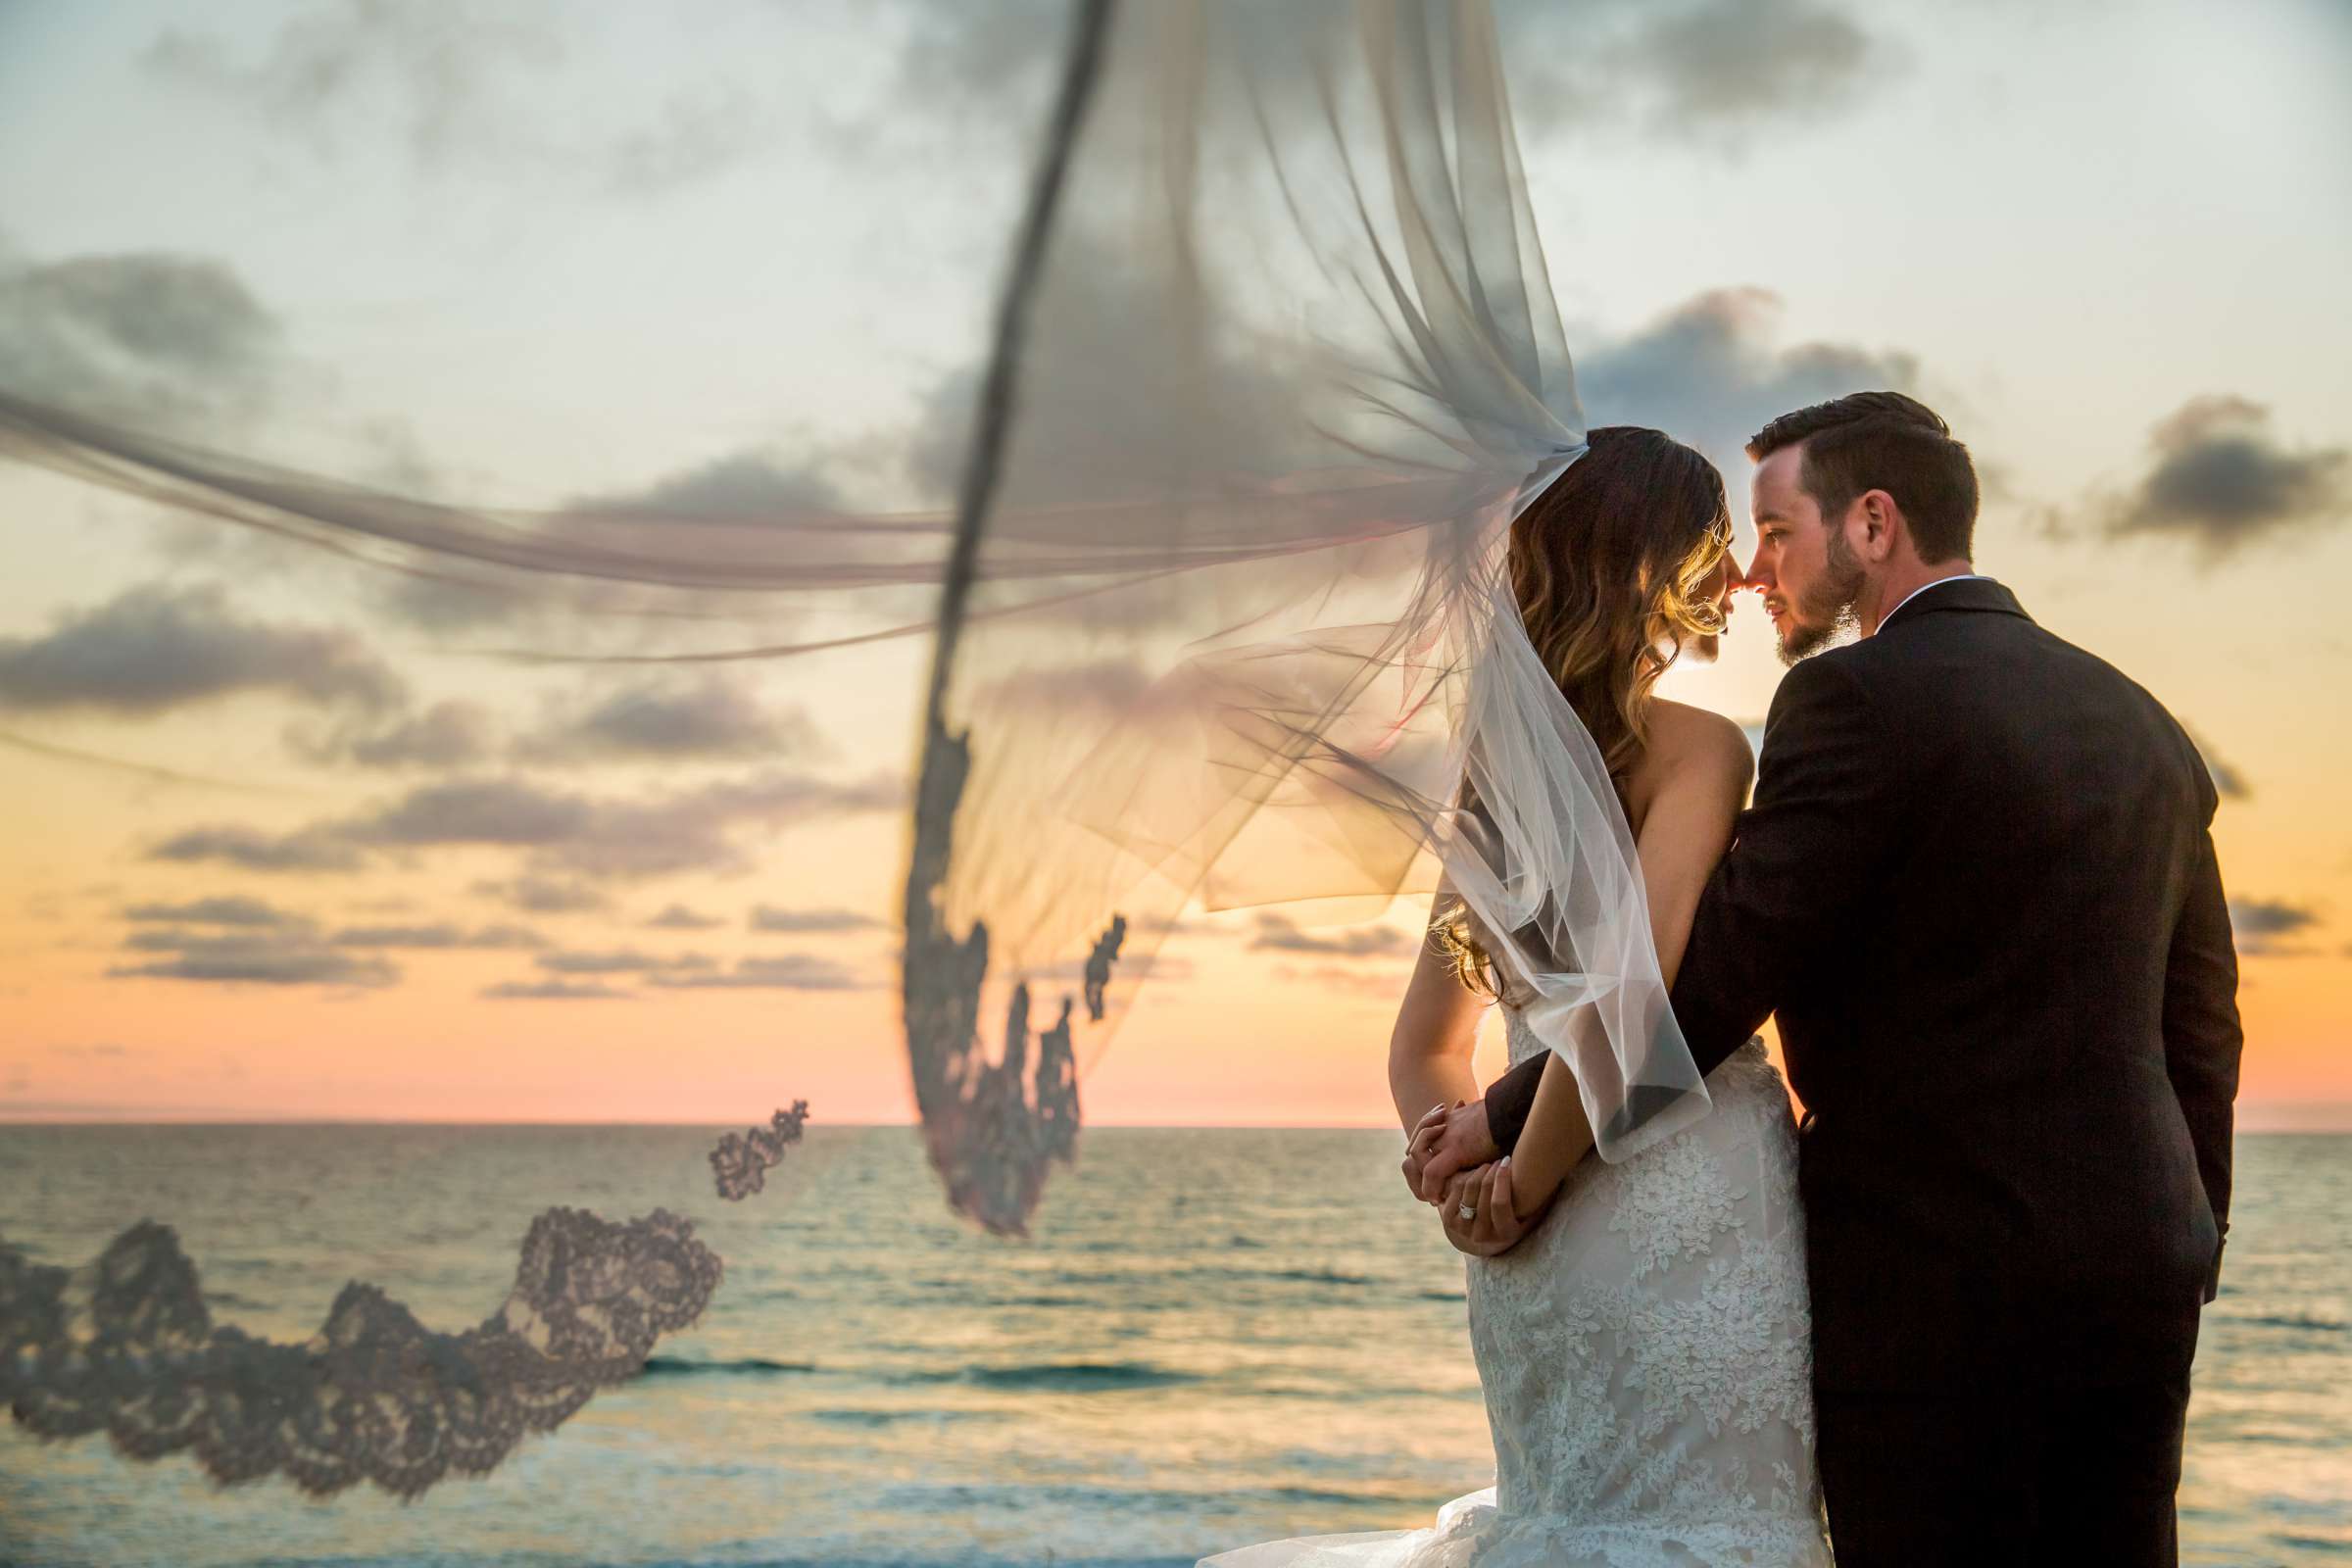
[1201,1004,1831,1567]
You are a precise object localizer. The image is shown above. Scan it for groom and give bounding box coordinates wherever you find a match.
[1409,392,2241,1566]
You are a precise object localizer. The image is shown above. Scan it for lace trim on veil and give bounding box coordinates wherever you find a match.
[0,1207,722,1498]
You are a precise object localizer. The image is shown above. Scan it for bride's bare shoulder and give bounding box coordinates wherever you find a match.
[1645,700,1752,775]
[1626,701,1753,820]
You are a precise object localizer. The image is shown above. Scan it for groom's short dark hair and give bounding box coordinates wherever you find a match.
[1747,392,1979,564]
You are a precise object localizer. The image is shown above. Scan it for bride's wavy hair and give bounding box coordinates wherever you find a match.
[1429,425,1735,1000]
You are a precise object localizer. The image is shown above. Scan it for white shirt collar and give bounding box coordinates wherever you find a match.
[1878,573,1990,633]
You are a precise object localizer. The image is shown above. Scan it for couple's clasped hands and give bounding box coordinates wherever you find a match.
[1402,1098,1542,1257]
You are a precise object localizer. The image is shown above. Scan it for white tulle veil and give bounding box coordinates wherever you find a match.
[0,0,1709,1494]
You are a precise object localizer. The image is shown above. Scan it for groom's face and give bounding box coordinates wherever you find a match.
[1746,445,1865,665]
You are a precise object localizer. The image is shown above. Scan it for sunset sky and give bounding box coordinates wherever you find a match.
[2,0,2348,1130]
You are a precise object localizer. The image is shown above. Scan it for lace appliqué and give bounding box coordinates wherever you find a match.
[710,1099,810,1200]
[901,714,1098,1238]
[0,1206,721,1498]
[1605,1129,1746,1281]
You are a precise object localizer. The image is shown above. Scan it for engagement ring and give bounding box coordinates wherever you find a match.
[1457,1201,1476,1221]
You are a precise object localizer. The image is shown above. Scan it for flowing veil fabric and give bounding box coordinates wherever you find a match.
[0,0,1707,1491]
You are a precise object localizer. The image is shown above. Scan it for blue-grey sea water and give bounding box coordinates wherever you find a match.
[0,1125,2343,1568]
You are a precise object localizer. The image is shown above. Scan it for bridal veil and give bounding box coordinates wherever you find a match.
[0,0,1709,1488]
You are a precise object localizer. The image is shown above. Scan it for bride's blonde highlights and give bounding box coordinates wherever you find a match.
[1429,427,1735,1001]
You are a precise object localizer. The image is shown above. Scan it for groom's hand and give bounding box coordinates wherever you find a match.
[1438,1159,1532,1256]
[1402,1100,1497,1203]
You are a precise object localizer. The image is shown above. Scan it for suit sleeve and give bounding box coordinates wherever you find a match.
[2163,816,2242,1303]
[1485,653,1893,1154]
[1482,1045,1546,1155]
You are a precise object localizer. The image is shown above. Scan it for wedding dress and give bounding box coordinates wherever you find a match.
[1202,1005,1830,1568]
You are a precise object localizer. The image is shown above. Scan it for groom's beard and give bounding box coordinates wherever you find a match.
[1777,529,1868,667]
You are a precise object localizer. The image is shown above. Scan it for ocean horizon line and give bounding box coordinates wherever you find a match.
[6,1107,2351,1131]
[0,1114,1431,1130]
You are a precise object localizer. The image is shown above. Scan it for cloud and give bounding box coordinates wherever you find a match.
[532,949,713,976]
[122,895,303,927]
[471,874,611,913]
[0,583,404,718]
[340,766,903,880]
[2104,397,2348,560]
[144,823,367,874]
[568,449,848,517]
[574,767,903,878]
[0,248,281,428]
[108,926,399,987]
[480,979,631,1000]
[2230,898,2323,957]
[1133,911,1203,936]
[526,449,937,634]
[645,955,868,991]
[1530,0,1884,141]
[748,905,884,934]
[368,574,543,636]
[326,922,546,950]
[647,904,725,930]
[1576,287,1923,475]
[1248,911,1412,957]
[291,700,499,769]
[513,672,825,764]
[348,777,593,849]
[142,4,769,196]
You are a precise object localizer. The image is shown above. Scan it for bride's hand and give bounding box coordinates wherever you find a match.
[1401,1099,1466,1201]
[1438,1159,1532,1257]
[1404,1099,1497,1203]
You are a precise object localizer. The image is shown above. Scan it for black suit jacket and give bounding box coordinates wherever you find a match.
[1481,578,2241,1392]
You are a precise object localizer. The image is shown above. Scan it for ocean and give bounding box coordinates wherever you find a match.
[0,1125,2343,1567]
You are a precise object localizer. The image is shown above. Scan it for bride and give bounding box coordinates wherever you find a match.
[1201,426,1832,1567]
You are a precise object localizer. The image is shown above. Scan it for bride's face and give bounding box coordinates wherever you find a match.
[1679,550,1739,663]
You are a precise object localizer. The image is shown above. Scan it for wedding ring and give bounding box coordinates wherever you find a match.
[1457,1201,1476,1221]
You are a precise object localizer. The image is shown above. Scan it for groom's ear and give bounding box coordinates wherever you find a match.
[1853,488,1902,564]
